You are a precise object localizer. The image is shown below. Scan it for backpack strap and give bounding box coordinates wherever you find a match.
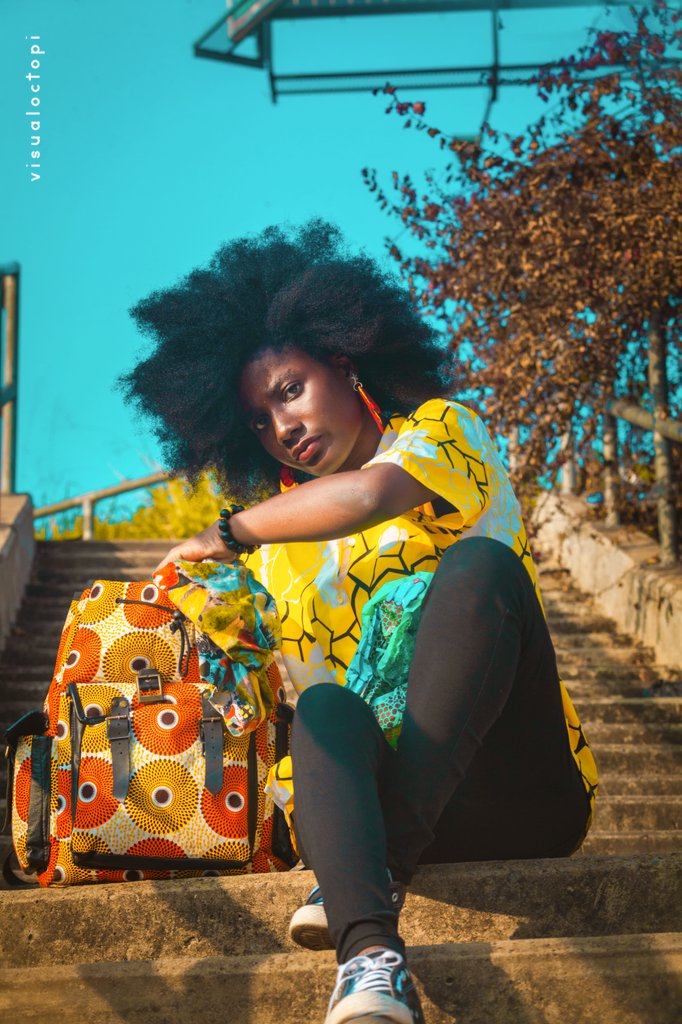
[106,696,131,801]
[200,696,225,796]
[2,709,50,833]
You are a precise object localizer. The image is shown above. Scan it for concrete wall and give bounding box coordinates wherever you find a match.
[0,494,34,652]
[533,491,682,672]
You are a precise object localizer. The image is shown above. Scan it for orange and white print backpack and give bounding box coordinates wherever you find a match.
[3,560,297,886]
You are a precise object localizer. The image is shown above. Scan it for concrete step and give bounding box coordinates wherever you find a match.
[592,797,682,832]
[578,721,682,746]
[573,698,682,724]
[1,932,681,1024]
[1,855,680,967]
[14,599,87,620]
[9,829,671,885]
[0,673,53,694]
[563,680,656,700]
[546,613,620,635]
[34,548,171,565]
[8,612,68,630]
[593,744,682,774]
[30,572,153,590]
[551,630,632,651]
[25,580,149,601]
[558,660,650,683]
[581,831,682,855]
[35,540,177,556]
[598,774,682,797]
[554,644,651,667]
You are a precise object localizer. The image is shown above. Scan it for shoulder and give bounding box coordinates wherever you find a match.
[403,398,480,428]
[366,398,491,473]
[388,399,489,451]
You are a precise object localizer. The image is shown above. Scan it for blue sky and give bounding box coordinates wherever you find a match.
[0,0,632,518]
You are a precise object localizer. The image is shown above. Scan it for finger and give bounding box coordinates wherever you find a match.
[152,547,183,575]
[152,556,173,575]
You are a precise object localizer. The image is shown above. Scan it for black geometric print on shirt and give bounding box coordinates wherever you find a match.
[436,438,490,504]
[279,599,317,664]
[572,722,590,754]
[310,611,361,674]
[404,411,491,509]
[345,535,441,624]
[304,607,351,672]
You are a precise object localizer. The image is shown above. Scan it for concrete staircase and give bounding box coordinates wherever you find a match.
[1,541,681,1023]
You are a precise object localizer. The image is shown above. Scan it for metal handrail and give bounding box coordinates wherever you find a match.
[561,404,680,566]
[607,400,682,446]
[0,264,20,494]
[33,471,173,541]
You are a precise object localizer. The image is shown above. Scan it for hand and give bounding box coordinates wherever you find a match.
[153,520,239,574]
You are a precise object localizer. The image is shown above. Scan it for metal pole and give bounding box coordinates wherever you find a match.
[647,312,678,565]
[82,497,94,542]
[1,271,19,493]
[559,431,576,495]
[603,406,620,528]
[508,425,519,477]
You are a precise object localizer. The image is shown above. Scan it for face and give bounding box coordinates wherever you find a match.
[239,348,381,477]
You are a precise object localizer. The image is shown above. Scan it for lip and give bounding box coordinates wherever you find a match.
[292,436,322,463]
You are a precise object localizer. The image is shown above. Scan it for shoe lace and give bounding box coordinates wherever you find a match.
[330,950,404,1006]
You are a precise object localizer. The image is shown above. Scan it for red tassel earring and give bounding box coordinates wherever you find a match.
[351,374,384,432]
[280,464,298,491]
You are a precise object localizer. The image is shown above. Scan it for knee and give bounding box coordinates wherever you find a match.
[294,684,373,740]
[439,537,519,576]
[296,682,350,720]
[435,538,529,604]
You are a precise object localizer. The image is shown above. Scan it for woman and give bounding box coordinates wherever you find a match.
[121,219,597,1024]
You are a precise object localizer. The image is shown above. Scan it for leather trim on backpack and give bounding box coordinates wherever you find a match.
[69,689,86,825]
[247,731,258,855]
[72,852,249,871]
[25,735,52,872]
[3,710,50,834]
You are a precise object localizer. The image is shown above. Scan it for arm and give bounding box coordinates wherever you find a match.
[154,463,438,572]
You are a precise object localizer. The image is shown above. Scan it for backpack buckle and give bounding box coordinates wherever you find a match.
[136,668,164,704]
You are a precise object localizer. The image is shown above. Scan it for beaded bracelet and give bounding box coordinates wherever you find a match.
[218,505,259,556]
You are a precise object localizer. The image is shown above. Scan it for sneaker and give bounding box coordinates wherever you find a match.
[325,948,425,1024]
[289,872,406,951]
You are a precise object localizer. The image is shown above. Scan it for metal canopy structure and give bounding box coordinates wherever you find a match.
[194,0,638,104]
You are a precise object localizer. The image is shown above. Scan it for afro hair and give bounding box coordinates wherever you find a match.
[119,218,451,501]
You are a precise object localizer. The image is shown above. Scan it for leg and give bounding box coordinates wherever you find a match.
[291,683,403,963]
[383,537,590,880]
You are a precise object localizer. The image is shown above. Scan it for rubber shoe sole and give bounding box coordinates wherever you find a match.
[325,991,414,1024]
[289,881,407,951]
[288,902,333,951]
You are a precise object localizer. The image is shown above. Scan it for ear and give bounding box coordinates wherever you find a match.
[328,353,356,379]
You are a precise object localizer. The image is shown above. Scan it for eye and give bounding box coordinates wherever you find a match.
[283,382,301,401]
[253,413,269,432]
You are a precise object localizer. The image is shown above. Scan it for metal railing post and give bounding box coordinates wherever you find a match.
[603,406,620,529]
[1,265,20,494]
[559,431,576,495]
[81,496,94,541]
[648,312,678,565]
[508,425,519,477]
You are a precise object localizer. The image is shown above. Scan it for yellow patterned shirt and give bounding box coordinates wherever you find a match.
[246,399,598,816]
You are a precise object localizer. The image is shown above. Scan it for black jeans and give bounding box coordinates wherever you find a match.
[291,537,591,963]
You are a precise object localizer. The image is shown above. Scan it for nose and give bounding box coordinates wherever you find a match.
[271,407,302,449]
